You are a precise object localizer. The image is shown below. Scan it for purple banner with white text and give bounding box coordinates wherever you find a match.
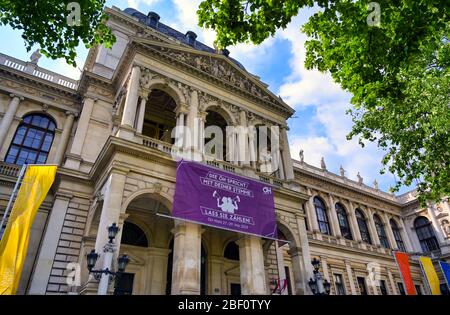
[173,160,277,238]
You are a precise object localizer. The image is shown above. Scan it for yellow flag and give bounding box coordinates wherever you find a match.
[419,256,441,295]
[0,165,57,295]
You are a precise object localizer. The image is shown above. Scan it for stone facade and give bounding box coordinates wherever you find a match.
[0,6,449,295]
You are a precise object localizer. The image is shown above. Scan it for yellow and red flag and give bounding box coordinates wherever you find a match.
[419,256,441,295]
[0,165,57,295]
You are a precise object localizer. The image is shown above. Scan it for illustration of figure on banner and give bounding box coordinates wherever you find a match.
[213,190,240,214]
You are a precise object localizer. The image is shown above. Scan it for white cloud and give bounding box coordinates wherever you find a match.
[127,0,161,9]
[163,2,405,192]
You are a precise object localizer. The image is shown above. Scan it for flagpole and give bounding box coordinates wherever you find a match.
[0,164,27,239]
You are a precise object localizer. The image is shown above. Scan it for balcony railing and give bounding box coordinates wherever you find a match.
[0,161,20,178]
[141,135,173,155]
[0,53,78,90]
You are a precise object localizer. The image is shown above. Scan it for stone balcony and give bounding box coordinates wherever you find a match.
[0,53,78,90]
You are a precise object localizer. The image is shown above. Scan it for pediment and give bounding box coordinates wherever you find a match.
[132,38,294,116]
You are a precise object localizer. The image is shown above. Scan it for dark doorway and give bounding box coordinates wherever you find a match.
[114,272,134,295]
[230,283,241,295]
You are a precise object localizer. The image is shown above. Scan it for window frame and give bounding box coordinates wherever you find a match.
[333,273,346,295]
[355,209,372,244]
[374,214,390,249]
[414,216,440,253]
[390,219,406,252]
[314,197,331,235]
[5,113,56,165]
[336,203,353,240]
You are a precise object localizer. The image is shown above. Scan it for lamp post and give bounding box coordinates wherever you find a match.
[308,258,331,295]
[86,223,130,295]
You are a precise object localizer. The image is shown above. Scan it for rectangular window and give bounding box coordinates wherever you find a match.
[357,277,367,295]
[397,282,406,295]
[379,279,388,295]
[333,274,346,295]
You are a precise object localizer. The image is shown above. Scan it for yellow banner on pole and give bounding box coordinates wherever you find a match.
[0,165,57,295]
[419,256,441,295]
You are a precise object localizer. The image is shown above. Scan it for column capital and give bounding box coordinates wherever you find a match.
[65,110,77,117]
[9,93,24,101]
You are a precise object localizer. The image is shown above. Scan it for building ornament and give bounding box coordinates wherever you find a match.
[150,45,282,108]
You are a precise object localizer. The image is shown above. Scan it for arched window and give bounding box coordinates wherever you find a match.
[414,216,440,253]
[5,114,55,165]
[336,203,352,240]
[390,219,406,252]
[120,221,148,247]
[355,209,371,244]
[314,197,331,235]
[374,214,390,248]
[224,241,239,261]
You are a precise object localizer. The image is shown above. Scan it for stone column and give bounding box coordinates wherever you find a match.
[399,217,414,252]
[320,256,330,282]
[306,191,320,234]
[148,248,170,294]
[28,193,71,294]
[121,66,141,128]
[367,208,381,247]
[227,125,237,164]
[136,93,148,134]
[198,111,207,155]
[171,221,202,295]
[65,97,95,169]
[348,201,362,243]
[185,90,199,160]
[327,194,342,238]
[209,256,224,295]
[53,111,75,165]
[383,213,398,250]
[117,66,141,141]
[387,267,398,295]
[237,235,267,295]
[344,260,357,295]
[248,126,257,168]
[237,110,249,166]
[0,94,23,151]
[93,171,126,273]
[277,149,286,180]
[280,127,294,180]
[294,214,314,294]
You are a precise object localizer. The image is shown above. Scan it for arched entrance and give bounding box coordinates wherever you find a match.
[204,109,229,161]
[116,192,173,295]
[263,224,306,295]
[141,89,177,143]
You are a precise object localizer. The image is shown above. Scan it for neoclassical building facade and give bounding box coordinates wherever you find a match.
[0,6,449,295]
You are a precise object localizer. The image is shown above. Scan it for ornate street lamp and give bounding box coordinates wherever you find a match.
[85,223,129,295]
[308,258,331,295]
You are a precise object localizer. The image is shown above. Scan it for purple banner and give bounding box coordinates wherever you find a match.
[173,160,277,238]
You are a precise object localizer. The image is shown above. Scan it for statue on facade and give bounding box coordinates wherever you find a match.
[30,49,42,64]
[320,157,327,170]
[357,172,363,184]
[299,149,304,163]
[373,179,379,190]
[339,165,345,177]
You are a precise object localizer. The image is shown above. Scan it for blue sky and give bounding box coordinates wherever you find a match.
[0,0,413,194]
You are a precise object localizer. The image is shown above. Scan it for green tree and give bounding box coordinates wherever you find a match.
[0,0,115,66]
[198,0,449,203]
